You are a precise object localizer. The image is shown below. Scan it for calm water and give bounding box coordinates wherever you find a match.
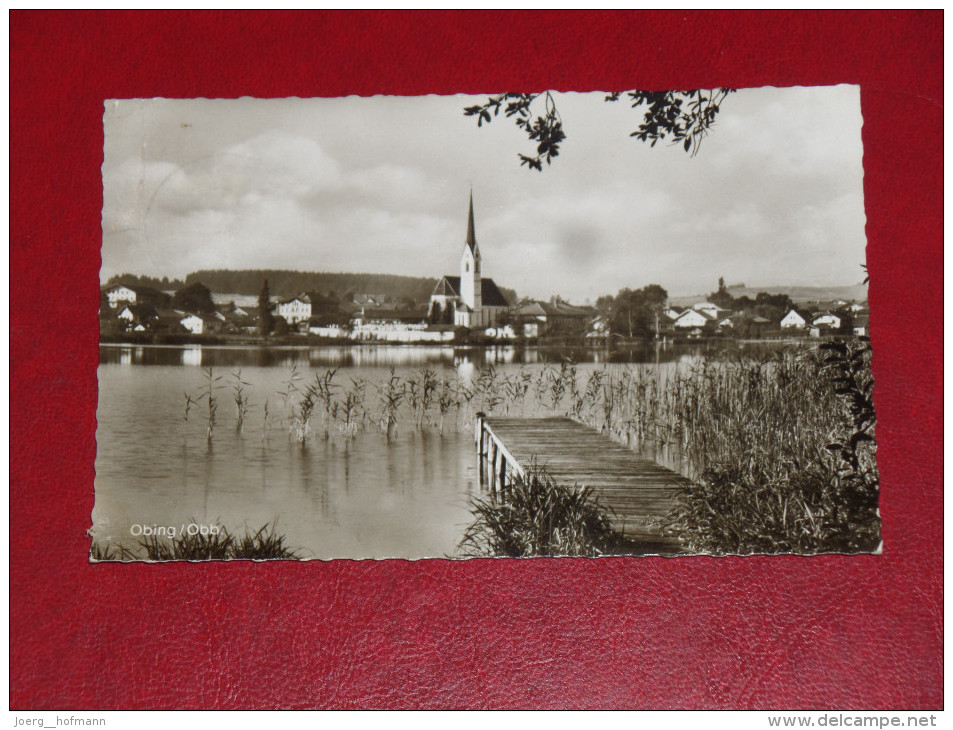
[93,342,780,559]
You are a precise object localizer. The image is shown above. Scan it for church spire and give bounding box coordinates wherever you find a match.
[466,190,477,252]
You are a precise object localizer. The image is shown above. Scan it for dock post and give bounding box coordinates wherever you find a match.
[476,412,486,455]
[476,412,487,487]
[489,441,498,494]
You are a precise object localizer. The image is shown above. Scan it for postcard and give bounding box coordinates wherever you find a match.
[91,87,878,560]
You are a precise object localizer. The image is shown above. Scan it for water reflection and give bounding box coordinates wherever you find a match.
[101,341,782,368]
[181,347,202,367]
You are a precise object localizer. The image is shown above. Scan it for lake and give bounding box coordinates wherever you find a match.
[92,341,784,559]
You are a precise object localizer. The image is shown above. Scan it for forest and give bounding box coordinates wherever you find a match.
[106,269,518,305]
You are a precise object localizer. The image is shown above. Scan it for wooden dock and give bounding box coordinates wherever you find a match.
[475,414,690,548]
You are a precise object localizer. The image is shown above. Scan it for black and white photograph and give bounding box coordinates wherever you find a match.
[91,86,879,561]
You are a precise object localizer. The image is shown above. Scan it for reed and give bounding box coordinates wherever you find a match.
[316,368,338,438]
[459,462,615,557]
[663,342,880,554]
[376,367,405,438]
[231,369,251,433]
[182,392,195,439]
[277,364,303,426]
[229,522,301,560]
[139,526,233,560]
[293,380,319,445]
[338,377,366,437]
[197,367,222,443]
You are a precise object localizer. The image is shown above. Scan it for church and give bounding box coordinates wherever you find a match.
[429,194,510,329]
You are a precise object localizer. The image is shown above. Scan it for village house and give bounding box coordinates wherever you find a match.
[179,314,205,335]
[105,284,137,308]
[691,301,732,320]
[102,283,172,310]
[673,308,716,337]
[780,309,809,329]
[429,194,509,329]
[809,312,843,338]
[811,312,842,329]
[273,294,312,325]
[308,312,352,339]
[515,300,594,338]
[351,307,452,343]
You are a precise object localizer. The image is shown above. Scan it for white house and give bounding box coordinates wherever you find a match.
[274,294,312,325]
[105,285,137,309]
[180,314,204,335]
[674,309,712,329]
[485,325,516,340]
[429,194,509,329]
[812,313,842,329]
[780,309,808,329]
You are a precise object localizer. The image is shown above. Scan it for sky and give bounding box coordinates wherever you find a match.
[101,86,867,302]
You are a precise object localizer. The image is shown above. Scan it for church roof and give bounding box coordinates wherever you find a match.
[432,276,509,307]
[432,276,460,297]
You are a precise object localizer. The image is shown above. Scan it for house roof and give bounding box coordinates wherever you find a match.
[677,308,716,322]
[278,293,311,305]
[120,303,158,320]
[309,313,351,327]
[104,283,165,299]
[518,300,594,318]
[432,276,509,307]
[356,308,428,323]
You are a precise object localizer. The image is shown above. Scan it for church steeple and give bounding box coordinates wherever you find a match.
[460,192,482,315]
[465,190,477,253]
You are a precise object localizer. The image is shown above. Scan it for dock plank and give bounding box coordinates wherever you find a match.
[480,417,689,547]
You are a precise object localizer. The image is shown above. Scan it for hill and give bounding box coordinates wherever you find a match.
[669,283,868,307]
[107,269,518,307]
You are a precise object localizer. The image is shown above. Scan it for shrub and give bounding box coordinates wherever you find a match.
[459,464,614,557]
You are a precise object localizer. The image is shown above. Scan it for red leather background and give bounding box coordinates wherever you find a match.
[10,11,942,709]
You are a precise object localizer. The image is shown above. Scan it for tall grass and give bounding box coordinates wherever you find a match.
[231,369,251,433]
[664,341,879,554]
[376,367,405,438]
[197,367,222,443]
[459,463,615,557]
